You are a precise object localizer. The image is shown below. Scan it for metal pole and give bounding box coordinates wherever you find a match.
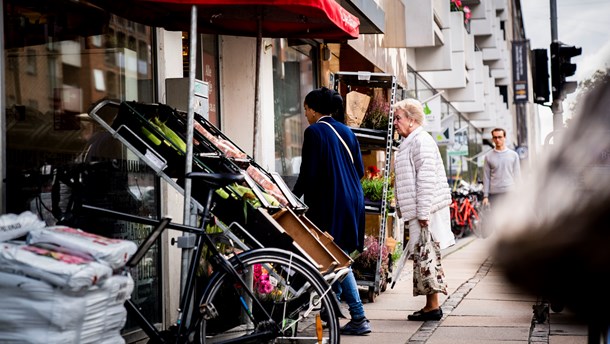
[550,0,558,43]
[549,0,563,132]
[252,14,262,161]
[181,3,197,294]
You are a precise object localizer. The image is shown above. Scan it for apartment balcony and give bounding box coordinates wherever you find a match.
[404,0,450,48]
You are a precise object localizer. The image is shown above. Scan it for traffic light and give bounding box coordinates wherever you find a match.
[532,49,550,104]
[550,41,582,101]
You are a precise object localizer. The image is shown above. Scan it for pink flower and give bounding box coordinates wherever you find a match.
[464,6,471,19]
[257,280,274,294]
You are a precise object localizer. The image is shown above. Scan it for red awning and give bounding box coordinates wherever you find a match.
[89,0,359,41]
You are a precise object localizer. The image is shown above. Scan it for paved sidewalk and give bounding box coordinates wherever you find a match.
[340,236,589,344]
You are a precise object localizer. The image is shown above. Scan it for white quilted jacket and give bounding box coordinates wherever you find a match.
[394,127,451,221]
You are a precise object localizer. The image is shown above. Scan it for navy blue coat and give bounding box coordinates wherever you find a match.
[293,117,366,253]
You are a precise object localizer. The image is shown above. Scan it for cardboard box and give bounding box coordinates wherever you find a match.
[364,213,394,238]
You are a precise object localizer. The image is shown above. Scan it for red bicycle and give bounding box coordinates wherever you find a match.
[450,190,482,238]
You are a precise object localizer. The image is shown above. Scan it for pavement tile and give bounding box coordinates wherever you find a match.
[449,299,533,317]
[423,326,530,343]
[441,315,532,327]
[548,336,588,344]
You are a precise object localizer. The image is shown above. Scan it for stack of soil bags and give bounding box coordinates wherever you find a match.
[0,211,137,344]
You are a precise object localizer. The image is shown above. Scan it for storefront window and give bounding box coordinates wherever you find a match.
[272,38,316,186]
[3,0,161,335]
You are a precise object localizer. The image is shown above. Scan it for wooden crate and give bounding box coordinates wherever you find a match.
[296,214,352,271]
[269,208,341,273]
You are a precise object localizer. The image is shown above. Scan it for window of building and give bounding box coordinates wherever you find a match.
[3,1,161,337]
[272,38,317,181]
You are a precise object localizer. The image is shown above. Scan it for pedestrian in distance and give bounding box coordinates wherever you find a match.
[292,86,371,335]
[482,128,521,208]
[392,98,455,321]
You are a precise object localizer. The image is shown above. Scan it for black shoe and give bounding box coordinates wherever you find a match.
[340,317,372,335]
[407,308,443,321]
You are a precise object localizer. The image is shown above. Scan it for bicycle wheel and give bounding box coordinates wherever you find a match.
[197,248,340,344]
[452,224,466,239]
[469,209,482,238]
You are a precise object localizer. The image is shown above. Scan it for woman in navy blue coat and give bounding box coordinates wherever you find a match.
[293,87,370,335]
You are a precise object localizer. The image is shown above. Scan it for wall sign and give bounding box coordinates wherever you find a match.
[512,40,529,103]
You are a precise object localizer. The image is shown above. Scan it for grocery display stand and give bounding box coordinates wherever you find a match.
[332,71,397,302]
[87,99,352,276]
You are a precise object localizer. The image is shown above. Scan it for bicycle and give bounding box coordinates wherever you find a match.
[450,191,482,238]
[78,171,344,344]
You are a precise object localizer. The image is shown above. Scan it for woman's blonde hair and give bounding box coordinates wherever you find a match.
[391,98,425,125]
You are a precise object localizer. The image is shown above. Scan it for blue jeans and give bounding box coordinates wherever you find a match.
[333,267,366,320]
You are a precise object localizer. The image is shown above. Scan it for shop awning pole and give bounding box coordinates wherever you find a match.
[252,14,262,161]
[181,3,197,301]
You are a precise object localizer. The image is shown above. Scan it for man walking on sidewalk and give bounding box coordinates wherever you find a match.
[482,128,521,208]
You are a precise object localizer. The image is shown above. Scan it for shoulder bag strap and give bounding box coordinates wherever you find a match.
[320,121,354,164]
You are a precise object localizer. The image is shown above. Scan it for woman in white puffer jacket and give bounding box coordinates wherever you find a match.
[393,98,455,322]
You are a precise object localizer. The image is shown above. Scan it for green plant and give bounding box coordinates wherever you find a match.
[361,178,383,201]
[361,176,394,203]
[391,241,403,265]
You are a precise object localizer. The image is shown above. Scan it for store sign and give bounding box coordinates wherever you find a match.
[423,95,442,133]
[512,40,529,103]
[434,128,451,145]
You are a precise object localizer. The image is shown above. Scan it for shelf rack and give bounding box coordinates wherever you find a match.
[332,71,397,302]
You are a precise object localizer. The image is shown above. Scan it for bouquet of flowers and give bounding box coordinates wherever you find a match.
[253,264,283,302]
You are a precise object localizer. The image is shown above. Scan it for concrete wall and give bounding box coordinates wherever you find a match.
[219,36,275,171]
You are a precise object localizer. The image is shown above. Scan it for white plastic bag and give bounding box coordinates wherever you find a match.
[28,226,138,269]
[0,211,46,242]
[0,241,113,292]
[0,271,86,343]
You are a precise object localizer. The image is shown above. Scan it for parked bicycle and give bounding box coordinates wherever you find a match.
[449,181,483,238]
[78,172,345,344]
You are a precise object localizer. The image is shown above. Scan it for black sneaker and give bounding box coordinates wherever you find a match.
[407,308,443,321]
[340,317,371,335]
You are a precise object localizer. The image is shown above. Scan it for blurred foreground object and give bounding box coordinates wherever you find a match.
[489,73,610,325]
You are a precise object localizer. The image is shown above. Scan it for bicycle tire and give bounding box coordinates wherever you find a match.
[197,248,340,344]
[452,224,465,239]
[469,210,482,238]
